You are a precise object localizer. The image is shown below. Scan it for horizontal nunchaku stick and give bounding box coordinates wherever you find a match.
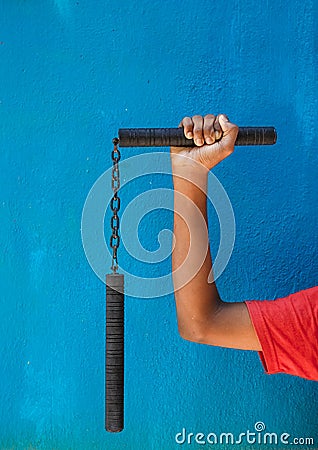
[117,126,277,147]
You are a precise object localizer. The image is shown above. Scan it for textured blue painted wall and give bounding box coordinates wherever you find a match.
[1,1,317,449]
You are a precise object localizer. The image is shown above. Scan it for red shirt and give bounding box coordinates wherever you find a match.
[245,286,318,381]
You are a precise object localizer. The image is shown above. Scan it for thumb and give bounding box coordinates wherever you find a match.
[218,114,238,146]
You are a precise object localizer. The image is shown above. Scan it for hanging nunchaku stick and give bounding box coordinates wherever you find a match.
[105,124,277,432]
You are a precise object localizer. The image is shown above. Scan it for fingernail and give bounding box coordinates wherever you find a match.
[206,138,213,144]
[187,132,193,139]
[196,139,203,146]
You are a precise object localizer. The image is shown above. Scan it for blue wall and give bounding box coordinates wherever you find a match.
[1,1,318,449]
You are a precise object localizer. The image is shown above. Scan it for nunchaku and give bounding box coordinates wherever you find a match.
[105,124,277,433]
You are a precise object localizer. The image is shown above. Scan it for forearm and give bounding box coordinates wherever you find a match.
[171,162,222,341]
[170,115,261,350]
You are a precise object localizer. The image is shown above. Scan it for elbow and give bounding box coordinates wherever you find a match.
[177,308,224,345]
[178,323,209,344]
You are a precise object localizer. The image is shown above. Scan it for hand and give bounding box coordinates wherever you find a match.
[171,114,239,171]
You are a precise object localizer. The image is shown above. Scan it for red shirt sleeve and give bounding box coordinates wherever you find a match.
[245,286,318,381]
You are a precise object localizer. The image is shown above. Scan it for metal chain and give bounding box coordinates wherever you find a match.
[110,137,121,273]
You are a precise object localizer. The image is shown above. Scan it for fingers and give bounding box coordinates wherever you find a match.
[203,114,216,144]
[179,117,194,139]
[179,114,238,148]
[180,115,206,146]
[192,115,204,146]
[213,115,223,141]
[180,114,222,146]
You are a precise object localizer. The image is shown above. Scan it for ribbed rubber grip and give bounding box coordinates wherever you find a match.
[118,127,277,147]
[106,274,124,432]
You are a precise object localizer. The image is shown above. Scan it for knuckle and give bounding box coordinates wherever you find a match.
[215,130,222,140]
[214,117,221,128]
[206,126,214,134]
[193,125,203,134]
[182,116,192,127]
[204,126,215,144]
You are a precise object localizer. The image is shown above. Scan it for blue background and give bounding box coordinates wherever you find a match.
[1,1,317,449]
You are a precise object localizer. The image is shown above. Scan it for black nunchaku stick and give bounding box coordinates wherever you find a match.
[105,125,277,433]
[117,126,277,147]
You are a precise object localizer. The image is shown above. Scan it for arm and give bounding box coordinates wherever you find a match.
[171,114,261,351]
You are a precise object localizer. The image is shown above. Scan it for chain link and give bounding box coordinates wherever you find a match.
[110,138,121,273]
